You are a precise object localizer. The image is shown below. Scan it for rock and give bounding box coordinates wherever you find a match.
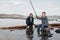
[55,29,60,33]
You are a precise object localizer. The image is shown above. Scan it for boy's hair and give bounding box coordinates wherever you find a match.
[42,12,46,14]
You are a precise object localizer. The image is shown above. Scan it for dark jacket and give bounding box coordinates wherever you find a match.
[26,17,34,26]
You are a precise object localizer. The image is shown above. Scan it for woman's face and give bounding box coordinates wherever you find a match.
[29,13,33,17]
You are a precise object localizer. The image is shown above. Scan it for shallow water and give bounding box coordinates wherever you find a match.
[0,19,41,27]
[0,28,60,40]
[0,19,60,28]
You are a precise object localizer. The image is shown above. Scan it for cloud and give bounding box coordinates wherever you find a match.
[0,1,34,15]
[31,0,60,15]
[0,0,60,16]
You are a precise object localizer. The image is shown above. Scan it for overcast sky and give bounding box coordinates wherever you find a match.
[0,0,60,16]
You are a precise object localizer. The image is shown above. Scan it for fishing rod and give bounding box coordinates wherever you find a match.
[29,0,37,16]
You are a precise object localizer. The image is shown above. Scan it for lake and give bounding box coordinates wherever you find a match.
[0,19,60,40]
[0,19,60,28]
[0,28,60,40]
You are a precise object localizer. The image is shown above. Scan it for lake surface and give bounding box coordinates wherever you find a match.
[0,19,60,27]
[0,19,60,40]
[0,28,60,40]
[0,19,40,27]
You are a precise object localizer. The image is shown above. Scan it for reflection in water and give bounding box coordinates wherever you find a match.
[26,26,34,40]
[26,35,33,40]
[26,34,49,40]
[26,25,51,40]
[39,28,49,40]
[40,33,48,40]
[40,36,48,40]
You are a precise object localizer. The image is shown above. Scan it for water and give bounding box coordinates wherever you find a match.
[0,19,60,40]
[0,19,60,28]
[0,28,60,40]
[0,19,41,27]
[0,19,26,27]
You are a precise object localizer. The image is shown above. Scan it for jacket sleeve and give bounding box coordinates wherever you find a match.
[26,17,29,26]
[33,18,34,25]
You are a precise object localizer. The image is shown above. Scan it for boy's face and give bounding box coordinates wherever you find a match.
[42,13,46,17]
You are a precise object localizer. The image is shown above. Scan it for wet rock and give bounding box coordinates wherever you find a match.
[55,29,60,33]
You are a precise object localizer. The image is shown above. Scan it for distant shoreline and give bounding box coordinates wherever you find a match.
[0,14,60,19]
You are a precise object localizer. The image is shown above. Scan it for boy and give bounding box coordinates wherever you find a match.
[36,12,52,37]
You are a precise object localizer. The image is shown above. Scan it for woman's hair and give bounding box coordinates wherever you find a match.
[29,13,33,16]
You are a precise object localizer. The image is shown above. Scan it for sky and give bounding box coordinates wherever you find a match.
[0,0,60,16]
